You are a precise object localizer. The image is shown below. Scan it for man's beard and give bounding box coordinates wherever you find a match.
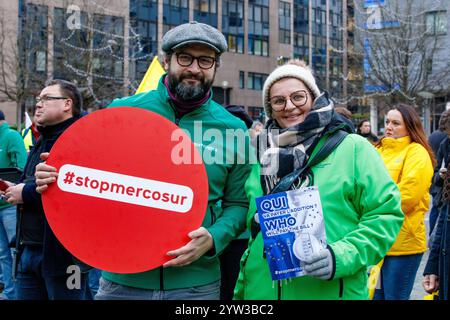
[167,70,214,102]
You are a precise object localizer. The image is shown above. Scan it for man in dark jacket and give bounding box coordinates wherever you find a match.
[4,79,87,299]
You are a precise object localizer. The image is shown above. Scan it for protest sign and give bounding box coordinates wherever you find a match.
[42,107,209,273]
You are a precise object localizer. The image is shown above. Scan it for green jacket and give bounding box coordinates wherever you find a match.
[0,122,27,209]
[234,133,404,300]
[102,75,252,290]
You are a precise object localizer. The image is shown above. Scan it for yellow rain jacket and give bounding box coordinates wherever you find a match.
[377,136,433,255]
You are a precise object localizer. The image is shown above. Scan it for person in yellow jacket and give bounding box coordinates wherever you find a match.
[21,122,39,153]
[374,103,435,300]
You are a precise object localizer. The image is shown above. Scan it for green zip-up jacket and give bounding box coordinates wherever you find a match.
[234,133,404,300]
[0,122,27,209]
[102,75,252,290]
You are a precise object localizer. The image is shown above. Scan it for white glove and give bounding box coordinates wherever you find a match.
[303,248,334,280]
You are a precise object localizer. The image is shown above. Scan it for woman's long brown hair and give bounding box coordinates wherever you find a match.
[378,103,436,167]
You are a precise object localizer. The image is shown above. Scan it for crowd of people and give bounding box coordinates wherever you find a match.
[0,21,449,301]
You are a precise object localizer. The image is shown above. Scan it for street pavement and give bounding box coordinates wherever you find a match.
[410,247,429,300]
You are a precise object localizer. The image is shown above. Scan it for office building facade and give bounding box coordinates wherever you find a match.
[1,0,352,126]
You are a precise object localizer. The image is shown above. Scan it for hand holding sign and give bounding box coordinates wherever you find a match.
[35,153,58,193]
[42,107,209,274]
[164,227,213,268]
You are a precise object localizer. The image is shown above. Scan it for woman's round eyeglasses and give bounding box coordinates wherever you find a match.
[269,90,309,112]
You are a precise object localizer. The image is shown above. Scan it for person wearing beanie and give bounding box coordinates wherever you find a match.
[233,59,404,300]
[33,22,251,300]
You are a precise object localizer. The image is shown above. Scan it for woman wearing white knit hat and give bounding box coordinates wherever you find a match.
[233,59,404,300]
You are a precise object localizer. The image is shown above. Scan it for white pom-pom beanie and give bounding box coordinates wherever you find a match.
[262,63,321,119]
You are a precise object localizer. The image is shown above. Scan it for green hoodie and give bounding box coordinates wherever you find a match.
[0,122,27,209]
[102,75,252,290]
[234,133,404,300]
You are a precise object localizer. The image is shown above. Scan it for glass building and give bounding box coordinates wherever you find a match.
[5,0,352,124]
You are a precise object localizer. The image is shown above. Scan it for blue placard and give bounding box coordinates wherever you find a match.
[256,187,327,281]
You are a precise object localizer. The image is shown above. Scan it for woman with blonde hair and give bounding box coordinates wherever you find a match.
[374,103,435,300]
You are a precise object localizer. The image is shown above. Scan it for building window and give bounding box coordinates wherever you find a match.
[163,0,189,33]
[248,106,264,121]
[426,58,433,75]
[130,0,158,82]
[36,51,46,72]
[239,71,245,89]
[53,7,87,81]
[293,1,309,61]
[53,6,125,108]
[222,0,244,53]
[194,0,218,27]
[248,0,269,56]
[93,14,125,79]
[279,1,291,44]
[247,72,268,90]
[22,4,48,77]
[425,11,447,35]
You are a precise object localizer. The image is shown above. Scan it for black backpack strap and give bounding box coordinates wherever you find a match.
[269,129,348,194]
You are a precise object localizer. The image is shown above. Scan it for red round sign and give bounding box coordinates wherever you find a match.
[42,107,209,274]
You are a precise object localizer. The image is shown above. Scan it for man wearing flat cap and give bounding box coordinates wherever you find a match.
[35,21,251,300]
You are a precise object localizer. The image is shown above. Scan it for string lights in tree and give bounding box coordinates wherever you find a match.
[56,1,155,108]
[326,0,448,106]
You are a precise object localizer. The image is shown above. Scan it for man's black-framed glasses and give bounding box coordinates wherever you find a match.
[35,96,68,104]
[269,90,309,112]
[175,52,217,70]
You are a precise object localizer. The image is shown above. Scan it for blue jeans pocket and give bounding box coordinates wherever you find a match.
[17,247,42,275]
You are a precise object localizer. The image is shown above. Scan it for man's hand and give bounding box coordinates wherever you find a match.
[303,248,334,280]
[5,183,25,205]
[35,152,58,194]
[163,227,214,268]
[423,274,439,294]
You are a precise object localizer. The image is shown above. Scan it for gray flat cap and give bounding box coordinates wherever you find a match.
[162,21,228,54]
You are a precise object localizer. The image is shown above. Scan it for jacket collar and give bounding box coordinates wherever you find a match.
[37,116,80,138]
[381,135,412,151]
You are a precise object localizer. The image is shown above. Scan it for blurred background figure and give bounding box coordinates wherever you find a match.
[334,106,355,132]
[250,121,263,138]
[334,106,352,120]
[0,109,27,300]
[357,119,379,144]
[21,112,40,153]
[374,103,435,300]
[423,112,450,300]
[428,110,450,237]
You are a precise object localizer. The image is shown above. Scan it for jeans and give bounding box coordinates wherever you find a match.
[84,268,101,300]
[95,277,220,300]
[15,246,87,300]
[0,206,16,299]
[373,254,423,300]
